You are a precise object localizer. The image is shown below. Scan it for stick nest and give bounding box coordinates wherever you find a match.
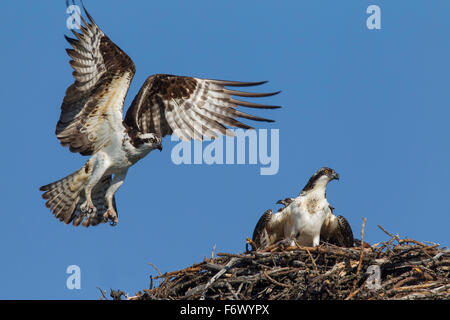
[110,226,449,300]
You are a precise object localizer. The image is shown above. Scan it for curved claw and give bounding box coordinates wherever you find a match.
[103,209,118,226]
[80,200,97,215]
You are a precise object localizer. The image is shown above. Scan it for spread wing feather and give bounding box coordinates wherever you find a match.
[251,209,274,250]
[251,207,292,250]
[334,215,354,247]
[56,5,135,155]
[321,214,354,247]
[276,197,295,212]
[124,74,280,141]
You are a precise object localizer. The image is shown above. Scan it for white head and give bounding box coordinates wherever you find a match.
[301,167,340,194]
[133,133,163,152]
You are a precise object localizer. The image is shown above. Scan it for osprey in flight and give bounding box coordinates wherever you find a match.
[40,4,280,227]
[251,167,354,249]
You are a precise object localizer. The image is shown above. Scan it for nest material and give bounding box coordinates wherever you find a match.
[113,226,449,300]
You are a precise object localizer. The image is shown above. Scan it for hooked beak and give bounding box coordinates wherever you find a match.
[332,172,340,181]
[157,144,163,152]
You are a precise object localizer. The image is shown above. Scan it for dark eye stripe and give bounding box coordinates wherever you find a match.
[140,137,157,144]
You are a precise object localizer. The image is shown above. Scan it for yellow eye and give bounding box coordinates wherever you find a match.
[150,138,156,143]
[324,169,329,174]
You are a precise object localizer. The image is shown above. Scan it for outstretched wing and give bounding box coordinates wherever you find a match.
[321,214,354,247]
[334,215,354,247]
[251,209,274,250]
[276,197,295,211]
[56,5,136,155]
[124,74,280,141]
[251,206,294,250]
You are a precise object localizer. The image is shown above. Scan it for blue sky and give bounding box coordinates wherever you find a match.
[0,1,449,299]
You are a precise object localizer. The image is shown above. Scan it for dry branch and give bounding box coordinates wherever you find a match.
[113,227,449,300]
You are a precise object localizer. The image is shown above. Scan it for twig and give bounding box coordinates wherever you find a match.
[263,270,291,288]
[154,265,202,280]
[347,218,367,296]
[388,281,442,293]
[292,238,318,274]
[378,225,395,238]
[197,257,239,300]
[217,252,255,259]
[355,218,367,278]
[211,244,216,262]
[378,224,400,250]
[97,287,107,300]
[345,287,361,300]
[398,239,429,247]
[147,263,162,277]
[226,282,239,300]
[305,247,318,274]
[431,283,450,293]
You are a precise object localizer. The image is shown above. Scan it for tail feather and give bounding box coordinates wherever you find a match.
[40,166,116,227]
[40,168,88,224]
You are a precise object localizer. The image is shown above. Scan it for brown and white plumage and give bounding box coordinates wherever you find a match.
[40,162,118,227]
[275,197,295,212]
[124,75,279,141]
[251,168,354,250]
[40,3,280,227]
[56,8,136,156]
[320,210,354,247]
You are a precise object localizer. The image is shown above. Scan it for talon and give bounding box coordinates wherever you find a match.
[103,209,118,226]
[81,201,97,215]
[82,216,92,228]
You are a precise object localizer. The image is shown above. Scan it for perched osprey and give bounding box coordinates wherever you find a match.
[40,4,280,227]
[251,167,354,249]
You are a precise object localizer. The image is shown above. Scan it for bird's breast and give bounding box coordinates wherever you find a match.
[303,197,324,215]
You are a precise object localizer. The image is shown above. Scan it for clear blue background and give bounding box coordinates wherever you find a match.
[1,1,449,299]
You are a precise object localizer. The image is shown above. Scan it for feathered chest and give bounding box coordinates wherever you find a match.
[99,131,150,169]
[302,196,327,215]
[287,198,327,217]
[287,195,330,236]
[121,135,151,165]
